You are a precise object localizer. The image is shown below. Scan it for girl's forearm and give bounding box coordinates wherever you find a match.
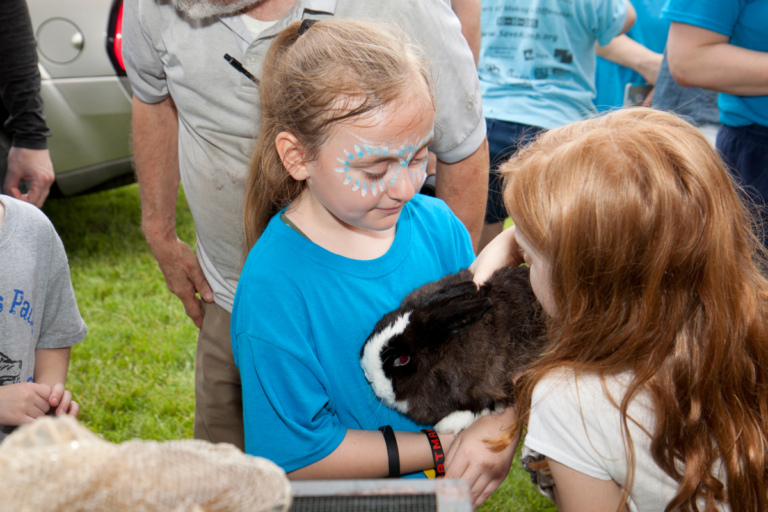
[288,428,452,480]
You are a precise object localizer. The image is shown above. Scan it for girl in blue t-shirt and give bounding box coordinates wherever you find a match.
[231,19,515,508]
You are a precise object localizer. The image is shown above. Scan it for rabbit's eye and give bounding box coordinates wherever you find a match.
[394,355,411,367]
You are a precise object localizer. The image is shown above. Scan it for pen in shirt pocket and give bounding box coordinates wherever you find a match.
[224,54,259,85]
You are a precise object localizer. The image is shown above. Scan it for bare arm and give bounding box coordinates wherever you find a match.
[34,347,78,416]
[667,22,768,96]
[548,458,628,512]
[596,35,663,85]
[436,138,489,253]
[33,347,69,385]
[288,429,455,480]
[451,0,481,66]
[470,225,524,284]
[132,95,213,328]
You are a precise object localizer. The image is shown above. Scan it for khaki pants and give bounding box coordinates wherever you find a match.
[193,301,245,451]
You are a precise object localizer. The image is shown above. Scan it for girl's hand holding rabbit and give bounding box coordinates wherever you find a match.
[446,408,517,509]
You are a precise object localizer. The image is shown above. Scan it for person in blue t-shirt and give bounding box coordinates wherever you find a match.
[476,0,635,250]
[593,0,668,110]
[231,19,516,508]
[665,0,768,240]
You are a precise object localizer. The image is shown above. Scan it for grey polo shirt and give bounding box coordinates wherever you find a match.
[123,0,485,312]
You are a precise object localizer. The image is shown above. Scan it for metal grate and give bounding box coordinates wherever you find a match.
[291,493,436,511]
[289,479,472,512]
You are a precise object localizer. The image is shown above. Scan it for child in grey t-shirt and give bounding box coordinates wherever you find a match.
[0,194,87,442]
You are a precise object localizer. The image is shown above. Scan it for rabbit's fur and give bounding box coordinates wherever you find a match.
[360,265,547,433]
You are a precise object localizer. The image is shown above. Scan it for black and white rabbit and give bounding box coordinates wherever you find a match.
[360,265,547,433]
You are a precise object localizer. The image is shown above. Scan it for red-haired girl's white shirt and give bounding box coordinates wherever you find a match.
[523,368,727,511]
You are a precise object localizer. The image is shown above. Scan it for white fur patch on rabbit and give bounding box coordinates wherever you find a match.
[434,410,489,434]
[360,311,411,414]
[433,405,507,434]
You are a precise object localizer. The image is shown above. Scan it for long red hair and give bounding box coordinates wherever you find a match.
[502,108,768,511]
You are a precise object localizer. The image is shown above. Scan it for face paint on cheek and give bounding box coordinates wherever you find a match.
[336,129,434,198]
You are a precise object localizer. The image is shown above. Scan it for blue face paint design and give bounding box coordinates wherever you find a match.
[334,129,434,198]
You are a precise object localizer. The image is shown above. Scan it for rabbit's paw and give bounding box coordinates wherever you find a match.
[434,409,491,434]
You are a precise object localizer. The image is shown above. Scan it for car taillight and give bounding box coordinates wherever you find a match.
[107,0,126,75]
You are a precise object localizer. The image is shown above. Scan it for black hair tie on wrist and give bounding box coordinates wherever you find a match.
[298,19,317,36]
[379,425,400,478]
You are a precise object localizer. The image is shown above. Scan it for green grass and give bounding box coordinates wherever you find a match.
[482,453,556,512]
[42,184,198,442]
[40,184,554,510]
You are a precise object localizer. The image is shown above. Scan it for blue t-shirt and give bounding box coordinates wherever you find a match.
[594,0,670,110]
[478,0,628,129]
[662,0,768,127]
[231,194,475,474]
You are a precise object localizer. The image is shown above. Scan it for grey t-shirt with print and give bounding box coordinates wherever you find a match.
[0,195,87,441]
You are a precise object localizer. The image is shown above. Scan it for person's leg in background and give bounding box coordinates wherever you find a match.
[716,123,768,246]
[479,118,543,251]
[194,300,245,450]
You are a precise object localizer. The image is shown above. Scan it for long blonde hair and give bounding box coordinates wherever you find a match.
[243,19,433,251]
[504,108,768,511]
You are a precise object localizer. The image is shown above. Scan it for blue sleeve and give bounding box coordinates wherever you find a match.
[581,0,629,46]
[232,254,347,472]
[662,0,740,37]
[236,332,347,472]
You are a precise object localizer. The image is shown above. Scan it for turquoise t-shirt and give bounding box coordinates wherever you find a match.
[662,0,768,127]
[478,0,628,129]
[594,0,669,110]
[231,194,475,475]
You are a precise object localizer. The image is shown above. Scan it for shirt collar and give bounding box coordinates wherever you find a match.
[219,0,336,43]
[302,0,336,14]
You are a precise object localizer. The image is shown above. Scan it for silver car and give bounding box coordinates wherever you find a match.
[1,0,134,196]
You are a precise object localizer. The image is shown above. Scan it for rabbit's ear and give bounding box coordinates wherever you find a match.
[432,296,493,337]
[423,281,478,309]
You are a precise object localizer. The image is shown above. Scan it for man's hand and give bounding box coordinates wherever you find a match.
[146,234,214,328]
[444,408,518,509]
[0,382,52,426]
[130,96,211,325]
[4,147,55,207]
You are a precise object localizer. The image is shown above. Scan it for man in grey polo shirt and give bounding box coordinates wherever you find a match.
[123,0,488,453]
